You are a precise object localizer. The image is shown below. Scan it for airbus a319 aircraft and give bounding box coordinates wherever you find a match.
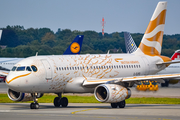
[6,1,180,109]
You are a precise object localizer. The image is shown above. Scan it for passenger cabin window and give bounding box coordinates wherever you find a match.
[31,65,38,72]
[17,66,25,71]
[11,66,17,71]
[26,66,32,71]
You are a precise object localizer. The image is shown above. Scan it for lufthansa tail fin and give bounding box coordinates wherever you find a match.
[124,32,137,53]
[63,35,84,55]
[134,2,167,56]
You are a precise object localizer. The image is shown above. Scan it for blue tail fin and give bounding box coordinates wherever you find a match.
[63,35,84,55]
[124,32,137,53]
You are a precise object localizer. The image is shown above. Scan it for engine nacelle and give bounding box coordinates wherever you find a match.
[7,89,43,101]
[94,84,131,103]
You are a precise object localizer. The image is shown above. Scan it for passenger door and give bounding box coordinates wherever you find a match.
[41,59,52,80]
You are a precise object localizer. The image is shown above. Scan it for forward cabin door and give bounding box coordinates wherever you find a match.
[41,59,52,80]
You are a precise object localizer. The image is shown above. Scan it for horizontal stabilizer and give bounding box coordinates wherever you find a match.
[156,60,180,65]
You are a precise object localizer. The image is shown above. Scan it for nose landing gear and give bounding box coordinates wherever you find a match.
[30,93,39,109]
[54,93,68,107]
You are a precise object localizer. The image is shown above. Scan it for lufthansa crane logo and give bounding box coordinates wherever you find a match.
[70,42,80,53]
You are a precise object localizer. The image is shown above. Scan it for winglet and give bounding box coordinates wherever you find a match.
[63,35,84,55]
[134,2,167,56]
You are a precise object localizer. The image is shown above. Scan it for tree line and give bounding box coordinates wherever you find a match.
[0,25,179,58]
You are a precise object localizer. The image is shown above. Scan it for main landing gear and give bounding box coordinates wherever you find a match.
[111,100,126,108]
[30,93,39,109]
[54,93,68,107]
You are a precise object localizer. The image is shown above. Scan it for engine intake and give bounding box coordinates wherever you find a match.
[7,89,43,101]
[94,84,131,103]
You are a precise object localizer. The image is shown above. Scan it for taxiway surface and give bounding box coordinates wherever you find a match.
[0,103,180,120]
[1,83,180,119]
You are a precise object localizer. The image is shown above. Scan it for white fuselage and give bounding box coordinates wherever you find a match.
[6,54,166,93]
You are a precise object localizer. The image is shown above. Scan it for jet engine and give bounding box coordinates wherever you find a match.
[7,89,43,101]
[94,84,131,103]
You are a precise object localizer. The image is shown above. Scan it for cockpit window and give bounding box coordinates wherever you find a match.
[16,66,26,71]
[26,66,32,72]
[31,65,37,72]
[11,66,17,71]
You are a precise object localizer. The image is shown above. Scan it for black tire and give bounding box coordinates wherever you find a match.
[118,100,126,108]
[30,103,39,109]
[30,103,34,109]
[165,81,169,87]
[54,97,61,107]
[161,83,165,87]
[35,103,39,109]
[60,97,68,107]
[111,103,118,108]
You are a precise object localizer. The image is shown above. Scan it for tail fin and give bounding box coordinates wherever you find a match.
[171,50,180,60]
[134,2,167,56]
[0,30,2,41]
[63,35,84,55]
[124,32,137,53]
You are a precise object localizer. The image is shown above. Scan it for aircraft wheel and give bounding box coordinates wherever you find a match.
[30,103,39,109]
[61,97,68,107]
[118,100,126,108]
[111,103,118,108]
[54,97,61,107]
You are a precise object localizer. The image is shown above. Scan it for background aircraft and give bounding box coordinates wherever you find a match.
[124,32,180,87]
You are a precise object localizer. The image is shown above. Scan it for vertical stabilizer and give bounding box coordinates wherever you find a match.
[63,35,84,55]
[134,2,167,56]
[171,50,180,60]
[124,32,137,53]
[0,30,2,41]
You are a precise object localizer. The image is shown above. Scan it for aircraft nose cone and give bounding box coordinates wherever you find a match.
[6,73,20,90]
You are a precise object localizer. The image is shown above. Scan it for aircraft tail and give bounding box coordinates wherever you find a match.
[124,32,137,53]
[0,30,2,41]
[171,50,180,60]
[63,35,84,55]
[134,2,167,56]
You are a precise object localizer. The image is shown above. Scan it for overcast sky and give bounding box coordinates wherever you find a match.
[0,0,179,35]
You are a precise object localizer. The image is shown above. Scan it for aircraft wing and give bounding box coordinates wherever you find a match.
[82,73,180,87]
[0,70,9,76]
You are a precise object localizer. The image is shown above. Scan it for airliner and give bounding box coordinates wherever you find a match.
[0,35,84,77]
[6,1,180,109]
[124,32,180,87]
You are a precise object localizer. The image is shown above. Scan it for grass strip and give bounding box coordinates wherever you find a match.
[0,94,180,104]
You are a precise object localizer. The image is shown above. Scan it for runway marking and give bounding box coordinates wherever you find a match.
[71,108,99,114]
[0,110,10,112]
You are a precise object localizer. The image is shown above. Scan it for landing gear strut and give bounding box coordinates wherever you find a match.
[30,93,39,109]
[111,100,126,108]
[54,93,68,107]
